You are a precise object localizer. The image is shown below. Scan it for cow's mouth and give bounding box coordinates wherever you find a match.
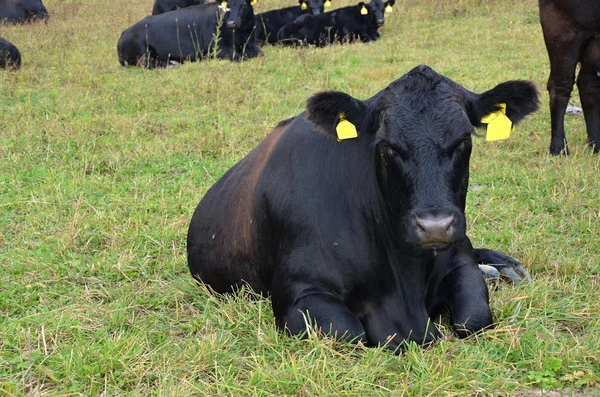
[419,241,452,250]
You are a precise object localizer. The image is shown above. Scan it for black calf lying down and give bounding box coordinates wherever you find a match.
[0,0,48,24]
[0,38,21,70]
[152,0,206,15]
[118,0,261,67]
[277,0,393,46]
[255,0,327,45]
[187,65,538,349]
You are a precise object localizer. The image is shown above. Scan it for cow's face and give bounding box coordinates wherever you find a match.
[299,0,325,15]
[367,0,393,27]
[305,65,539,251]
[221,0,256,29]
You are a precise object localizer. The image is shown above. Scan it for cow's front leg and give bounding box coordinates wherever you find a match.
[474,248,532,283]
[240,40,263,59]
[274,290,366,343]
[437,263,493,338]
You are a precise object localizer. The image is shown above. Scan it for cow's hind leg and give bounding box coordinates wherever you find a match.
[437,264,493,338]
[540,7,581,155]
[276,293,366,343]
[474,248,532,283]
[578,39,600,153]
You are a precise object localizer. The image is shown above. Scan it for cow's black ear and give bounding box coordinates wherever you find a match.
[387,0,395,7]
[306,91,368,139]
[469,81,540,127]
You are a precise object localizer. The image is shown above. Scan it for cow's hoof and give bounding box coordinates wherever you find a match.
[565,105,583,116]
[549,144,569,156]
[478,261,532,284]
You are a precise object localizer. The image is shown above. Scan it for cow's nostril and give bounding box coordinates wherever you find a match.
[412,213,456,246]
[414,214,455,232]
[226,21,237,29]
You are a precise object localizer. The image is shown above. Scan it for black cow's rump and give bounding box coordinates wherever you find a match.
[187,65,539,349]
[539,0,600,154]
[277,0,392,46]
[0,0,48,24]
[152,0,206,15]
[255,0,326,45]
[117,0,261,68]
[0,37,21,70]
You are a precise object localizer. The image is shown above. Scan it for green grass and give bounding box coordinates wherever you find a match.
[1,0,599,395]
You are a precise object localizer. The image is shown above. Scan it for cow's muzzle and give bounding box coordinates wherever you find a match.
[311,9,320,15]
[226,20,237,29]
[412,210,457,249]
[377,19,384,27]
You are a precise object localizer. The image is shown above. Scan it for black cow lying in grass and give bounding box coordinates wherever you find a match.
[118,0,261,67]
[277,0,393,46]
[152,0,207,15]
[255,0,328,45]
[0,0,48,24]
[187,65,538,349]
[0,38,21,69]
[539,0,600,155]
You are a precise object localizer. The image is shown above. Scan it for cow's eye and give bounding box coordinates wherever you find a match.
[382,144,408,162]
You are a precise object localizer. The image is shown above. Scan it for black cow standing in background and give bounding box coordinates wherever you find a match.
[118,0,261,67]
[0,37,21,69]
[152,0,207,15]
[277,0,393,46]
[539,0,600,155]
[255,0,327,45]
[0,0,48,23]
[187,65,539,349]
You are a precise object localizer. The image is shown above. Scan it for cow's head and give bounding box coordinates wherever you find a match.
[24,0,49,21]
[367,0,394,27]
[305,65,539,251]
[221,0,257,29]
[299,0,326,15]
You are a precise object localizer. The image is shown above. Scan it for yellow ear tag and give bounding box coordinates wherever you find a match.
[222,1,227,6]
[360,5,368,15]
[301,2,307,9]
[385,4,393,13]
[324,0,332,7]
[250,0,257,5]
[480,103,513,141]
[336,114,358,141]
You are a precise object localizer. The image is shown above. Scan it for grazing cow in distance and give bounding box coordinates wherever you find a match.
[0,0,48,23]
[277,0,393,46]
[539,0,600,155]
[187,65,539,349]
[152,0,207,15]
[255,0,328,45]
[118,0,261,67]
[0,37,21,69]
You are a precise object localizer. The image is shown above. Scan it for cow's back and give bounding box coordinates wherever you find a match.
[141,4,219,58]
[187,120,291,294]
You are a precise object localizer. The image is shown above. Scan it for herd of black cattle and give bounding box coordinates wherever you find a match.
[1,0,600,347]
[117,0,395,67]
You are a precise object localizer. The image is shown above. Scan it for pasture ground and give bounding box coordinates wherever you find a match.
[1,0,599,395]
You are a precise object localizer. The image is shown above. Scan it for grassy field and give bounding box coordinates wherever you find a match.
[1,0,600,395]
